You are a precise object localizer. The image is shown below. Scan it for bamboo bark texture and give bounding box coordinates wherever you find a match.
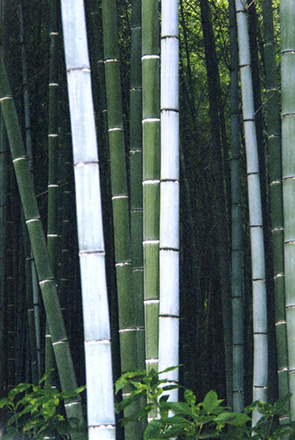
[158,0,180,402]
[142,0,160,376]
[281,0,295,421]
[235,0,268,426]
[60,1,116,438]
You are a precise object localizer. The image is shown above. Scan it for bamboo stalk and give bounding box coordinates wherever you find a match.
[61,0,116,437]
[262,0,289,420]
[158,0,180,404]
[142,0,160,377]
[0,55,84,435]
[235,0,268,426]
[281,0,295,421]
[229,0,244,413]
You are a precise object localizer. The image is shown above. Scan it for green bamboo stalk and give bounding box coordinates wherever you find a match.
[281,0,295,421]
[130,0,145,371]
[101,2,139,437]
[0,56,84,434]
[45,0,60,385]
[262,0,289,419]
[61,1,116,437]
[235,0,268,426]
[229,0,244,413]
[101,0,137,370]
[158,0,180,404]
[18,0,41,381]
[142,0,160,377]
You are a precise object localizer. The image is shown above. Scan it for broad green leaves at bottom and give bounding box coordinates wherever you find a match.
[115,367,295,440]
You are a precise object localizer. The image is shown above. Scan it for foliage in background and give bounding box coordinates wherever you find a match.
[0,373,86,440]
[115,367,295,440]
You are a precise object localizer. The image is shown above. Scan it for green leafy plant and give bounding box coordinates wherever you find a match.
[115,367,295,440]
[0,373,86,440]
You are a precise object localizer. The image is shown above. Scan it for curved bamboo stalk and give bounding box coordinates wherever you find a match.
[281,0,295,421]
[235,0,268,426]
[229,0,244,413]
[142,0,160,377]
[158,0,179,403]
[262,0,289,420]
[0,55,84,436]
[61,0,116,438]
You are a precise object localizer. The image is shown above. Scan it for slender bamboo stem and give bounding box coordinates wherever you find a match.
[262,0,289,420]
[0,55,84,435]
[281,0,295,421]
[229,0,244,413]
[235,0,268,426]
[142,0,160,377]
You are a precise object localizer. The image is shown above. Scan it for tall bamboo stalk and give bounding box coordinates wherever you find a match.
[235,0,268,426]
[142,0,160,376]
[45,0,60,383]
[262,0,289,418]
[0,54,84,434]
[158,0,179,403]
[229,0,244,413]
[60,1,116,437]
[281,0,295,420]
[130,0,145,373]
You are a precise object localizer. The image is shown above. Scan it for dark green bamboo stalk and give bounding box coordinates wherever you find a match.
[200,0,232,407]
[281,0,295,420]
[45,0,60,384]
[130,0,145,371]
[229,0,244,413]
[262,0,289,420]
[0,56,83,433]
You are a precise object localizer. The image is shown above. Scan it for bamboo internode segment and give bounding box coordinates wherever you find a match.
[235,0,268,425]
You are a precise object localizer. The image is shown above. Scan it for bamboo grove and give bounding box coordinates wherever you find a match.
[0,0,294,438]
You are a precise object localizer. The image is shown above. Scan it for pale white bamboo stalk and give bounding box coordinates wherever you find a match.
[158,0,180,401]
[60,2,115,439]
[235,0,268,426]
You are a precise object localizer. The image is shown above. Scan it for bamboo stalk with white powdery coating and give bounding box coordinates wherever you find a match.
[0,58,84,435]
[262,0,289,419]
[142,0,160,377]
[61,1,116,438]
[235,0,268,426]
[281,0,295,421]
[158,0,180,403]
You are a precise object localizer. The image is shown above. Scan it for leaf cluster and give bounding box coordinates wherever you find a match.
[0,372,86,440]
[115,367,295,440]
